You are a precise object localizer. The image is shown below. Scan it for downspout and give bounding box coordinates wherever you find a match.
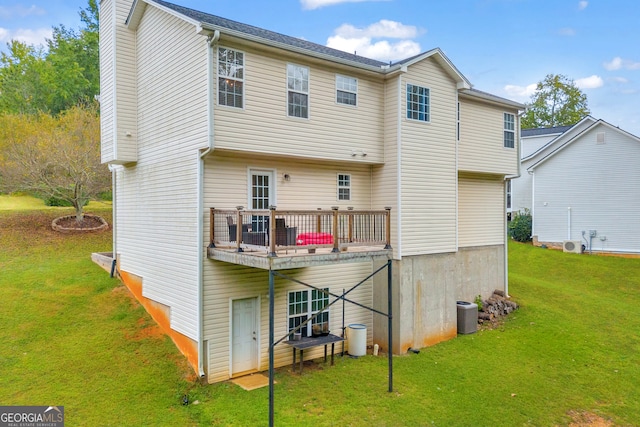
[396,68,406,258]
[504,110,524,297]
[567,207,571,240]
[109,164,117,275]
[196,29,220,379]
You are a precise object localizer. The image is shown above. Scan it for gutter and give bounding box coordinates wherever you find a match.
[196,29,220,380]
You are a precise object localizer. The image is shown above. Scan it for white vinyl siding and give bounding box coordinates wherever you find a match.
[212,44,384,162]
[400,59,458,255]
[100,0,138,165]
[458,96,519,175]
[114,5,209,340]
[532,125,640,252]
[458,174,505,247]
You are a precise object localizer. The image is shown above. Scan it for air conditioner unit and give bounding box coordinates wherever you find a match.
[563,240,582,254]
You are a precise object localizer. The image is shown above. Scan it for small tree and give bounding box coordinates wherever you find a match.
[521,74,590,129]
[508,209,532,243]
[1,104,110,222]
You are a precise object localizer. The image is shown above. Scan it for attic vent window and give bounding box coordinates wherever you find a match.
[596,132,606,144]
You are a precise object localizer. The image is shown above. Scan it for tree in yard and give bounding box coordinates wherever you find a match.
[0,0,99,115]
[0,104,110,222]
[521,74,590,129]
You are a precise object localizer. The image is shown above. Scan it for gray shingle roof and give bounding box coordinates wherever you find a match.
[521,125,574,138]
[152,0,389,68]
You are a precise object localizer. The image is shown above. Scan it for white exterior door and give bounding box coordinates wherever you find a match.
[231,297,259,374]
[249,169,274,232]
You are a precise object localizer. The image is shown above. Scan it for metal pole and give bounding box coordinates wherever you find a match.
[387,259,393,393]
[269,269,275,427]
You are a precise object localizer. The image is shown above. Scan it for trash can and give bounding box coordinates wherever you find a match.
[456,301,478,334]
[347,324,367,356]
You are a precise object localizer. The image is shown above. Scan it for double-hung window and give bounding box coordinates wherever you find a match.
[218,47,244,108]
[337,174,351,201]
[287,64,309,118]
[407,84,430,122]
[288,289,329,337]
[504,113,515,148]
[336,75,357,106]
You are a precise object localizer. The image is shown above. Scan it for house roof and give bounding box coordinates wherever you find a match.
[148,0,390,69]
[524,116,640,171]
[127,0,528,106]
[521,125,573,138]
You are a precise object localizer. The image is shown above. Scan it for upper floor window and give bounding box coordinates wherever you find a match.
[336,75,357,106]
[287,64,309,118]
[407,84,430,122]
[504,113,515,148]
[218,47,244,108]
[337,174,351,201]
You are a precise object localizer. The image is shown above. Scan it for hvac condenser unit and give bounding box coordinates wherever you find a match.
[563,240,582,254]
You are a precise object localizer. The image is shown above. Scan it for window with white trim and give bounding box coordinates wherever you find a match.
[407,84,430,122]
[336,75,357,106]
[288,289,329,337]
[287,64,309,118]
[504,113,515,148]
[217,47,244,108]
[337,174,351,201]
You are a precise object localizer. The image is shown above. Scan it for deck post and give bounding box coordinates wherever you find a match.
[235,206,243,253]
[209,208,215,248]
[269,207,277,257]
[384,207,392,249]
[331,207,339,253]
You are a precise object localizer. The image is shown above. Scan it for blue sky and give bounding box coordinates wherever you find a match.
[1,0,639,135]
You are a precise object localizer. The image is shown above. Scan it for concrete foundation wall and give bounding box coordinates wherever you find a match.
[373,244,505,354]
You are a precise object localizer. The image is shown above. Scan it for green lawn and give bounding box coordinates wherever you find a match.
[1,203,639,426]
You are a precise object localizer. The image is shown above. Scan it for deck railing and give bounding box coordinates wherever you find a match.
[209,207,391,256]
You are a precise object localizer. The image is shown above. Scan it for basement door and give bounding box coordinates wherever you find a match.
[231,297,259,375]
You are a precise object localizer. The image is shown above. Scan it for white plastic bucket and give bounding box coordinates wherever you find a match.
[347,323,367,356]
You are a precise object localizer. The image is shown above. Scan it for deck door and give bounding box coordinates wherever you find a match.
[231,297,259,375]
[249,169,274,232]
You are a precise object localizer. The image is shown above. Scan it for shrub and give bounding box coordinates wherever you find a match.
[509,209,532,242]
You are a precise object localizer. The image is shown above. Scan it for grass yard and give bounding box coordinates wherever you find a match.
[1,202,639,426]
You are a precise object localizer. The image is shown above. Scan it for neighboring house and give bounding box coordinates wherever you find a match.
[99,0,523,384]
[510,116,640,254]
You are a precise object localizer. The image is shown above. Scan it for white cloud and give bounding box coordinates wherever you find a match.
[327,35,420,62]
[576,75,604,89]
[326,19,422,62]
[603,56,640,71]
[334,20,419,39]
[301,0,389,10]
[578,1,588,10]
[503,83,537,100]
[0,28,52,46]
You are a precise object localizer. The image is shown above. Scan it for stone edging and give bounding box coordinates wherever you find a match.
[51,214,109,233]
